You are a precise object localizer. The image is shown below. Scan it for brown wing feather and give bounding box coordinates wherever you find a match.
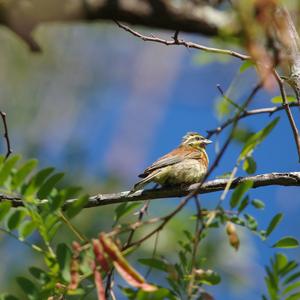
[138,145,201,178]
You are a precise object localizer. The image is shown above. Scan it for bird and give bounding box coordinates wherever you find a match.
[131,132,212,192]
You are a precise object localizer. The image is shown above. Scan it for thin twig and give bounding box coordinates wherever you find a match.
[0,111,12,159]
[273,70,300,162]
[216,84,246,113]
[123,196,189,250]
[145,231,160,278]
[206,102,300,138]
[0,227,45,253]
[173,30,180,42]
[104,269,114,299]
[58,211,88,243]
[114,20,250,61]
[124,200,150,248]
[188,196,205,297]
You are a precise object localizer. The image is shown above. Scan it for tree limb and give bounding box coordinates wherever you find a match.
[114,21,249,60]
[273,70,300,162]
[206,102,300,138]
[2,172,299,208]
[0,111,12,159]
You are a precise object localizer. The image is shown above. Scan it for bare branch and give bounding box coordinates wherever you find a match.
[115,21,249,60]
[0,111,12,159]
[2,172,299,208]
[69,172,300,207]
[206,102,300,138]
[273,70,300,162]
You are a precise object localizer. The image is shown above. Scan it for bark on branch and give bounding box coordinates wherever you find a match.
[2,172,300,208]
[0,0,237,51]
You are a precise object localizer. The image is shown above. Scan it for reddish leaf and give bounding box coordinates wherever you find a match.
[91,262,106,300]
[93,239,110,272]
[99,233,157,292]
[114,262,157,292]
[68,258,79,290]
[72,241,82,254]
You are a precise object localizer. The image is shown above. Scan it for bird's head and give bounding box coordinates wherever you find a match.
[181,132,212,150]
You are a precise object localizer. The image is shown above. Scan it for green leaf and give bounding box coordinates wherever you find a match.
[251,199,265,209]
[138,258,168,272]
[0,201,12,222]
[193,52,231,66]
[265,265,279,293]
[48,186,81,212]
[137,288,176,300]
[0,155,21,186]
[195,269,221,286]
[57,243,72,282]
[239,60,255,73]
[259,230,267,240]
[23,167,54,197]
[37,172,64,199]
[66,194,89,219]
[216,97,231,118]
[286,292,300,300]
[29,267,51,285]
[238,195,249,213]
[114,202,141,223]
[244,213,258,230]
[233,127,254,144]
[230,180,253,209]
[12,159,38,190]
[239,117,280,160]
[7,209,26,230]
[59,186,82,199]
[178,250,187,266]
[272,237,299,249]
[280,261,299,277]
[276,253,288,272]
[0,294,19,300]
[67,288,86,296]
[18,220,36,239]
[243,156,257,174]
[123,287,176,300]
[216,172,232,179]
[16,277,38,300]
[230,215,245,226]
[266,213,283,237]
[283,281,300,295]
[283,271,300,285]
[271,95,297,104]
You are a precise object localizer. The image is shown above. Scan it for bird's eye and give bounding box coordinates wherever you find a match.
[195,137,200,141]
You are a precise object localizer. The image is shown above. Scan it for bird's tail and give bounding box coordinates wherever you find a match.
[130,171,160,194]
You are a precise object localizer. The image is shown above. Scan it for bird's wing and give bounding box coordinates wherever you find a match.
[138,146,201,178]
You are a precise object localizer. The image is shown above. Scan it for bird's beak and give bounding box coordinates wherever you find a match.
[203,139,212,145]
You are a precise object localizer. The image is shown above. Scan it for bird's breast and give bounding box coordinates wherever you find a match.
[160,159,207,185]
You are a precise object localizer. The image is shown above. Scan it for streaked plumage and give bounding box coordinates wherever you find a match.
[131,132,212,192]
